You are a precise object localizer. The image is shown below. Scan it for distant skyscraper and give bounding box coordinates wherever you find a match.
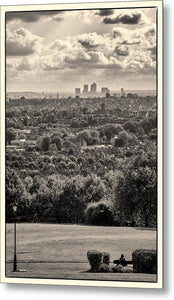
[83,84,88,94]
[90,82,97,93]
[121,88,126,97]
[75,88,81,96]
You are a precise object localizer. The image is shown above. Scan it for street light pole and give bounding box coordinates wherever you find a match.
[13,220,17,272]
[12,202,18,272]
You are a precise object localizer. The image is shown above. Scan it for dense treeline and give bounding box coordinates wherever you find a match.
[6,151,157,227]
[6,98,157,227]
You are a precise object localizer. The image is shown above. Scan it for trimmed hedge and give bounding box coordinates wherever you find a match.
[112,265,123,273]
[103,252,110,265]
[112,265,133,273]
[98,263,110,273]
[132,249,157,274]
[87,250,110,272]
[87,250,103,272]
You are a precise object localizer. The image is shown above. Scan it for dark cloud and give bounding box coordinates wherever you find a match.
[115,46,129,56]
[103,13,141,25]
[145,28,155,37]
[147,46,156,61]
[97,9,114,17]
[6,45,35,56]
[6,11,63,23]
[148,46,156,55]
[78,40,98,50]
[122,40,141,45]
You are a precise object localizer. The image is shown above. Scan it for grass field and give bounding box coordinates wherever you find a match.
[5,223,157,282]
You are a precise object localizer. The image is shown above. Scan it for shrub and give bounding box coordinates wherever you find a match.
[132,249,157,274]
[98,263,110,273]
[103,252,110,265]
[80,120,89,128]
[125,150,133,157]
[122,267,133,273]
[123,121,137,134]
[70,119,79,128]
[114,137,126,148]
[112,265,123,273]
[87,250,110,272]
[68,148,75,156]
[85,200,114,226]
[87,250,103,272]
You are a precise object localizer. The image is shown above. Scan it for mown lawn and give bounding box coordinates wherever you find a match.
[5,223,157,282]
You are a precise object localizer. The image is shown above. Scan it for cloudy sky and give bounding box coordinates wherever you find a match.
[6,7,157,92]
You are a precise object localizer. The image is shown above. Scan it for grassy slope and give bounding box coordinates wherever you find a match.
[6,224,156,263]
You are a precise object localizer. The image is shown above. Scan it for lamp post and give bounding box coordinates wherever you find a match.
[12,202,18,272]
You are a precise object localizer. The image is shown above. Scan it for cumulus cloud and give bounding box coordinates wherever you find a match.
[6,17,156,82]
[103,10,151,25]
[40,23,156,74]
[77,32,107,50]
[6,11,63,23]
[6,28,43,56]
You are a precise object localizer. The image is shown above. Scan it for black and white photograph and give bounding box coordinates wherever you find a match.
[0,0,163,289]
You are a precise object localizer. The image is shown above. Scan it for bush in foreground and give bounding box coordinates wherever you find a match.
[98,263,110,273]
[85,200,114,226]
[103,252,110,265]
[112,265,123,273]
[132,249,157,274]
[87,250,110,272]
[87,250,103,272]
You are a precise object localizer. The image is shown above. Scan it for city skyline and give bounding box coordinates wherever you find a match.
[6,7,157,92]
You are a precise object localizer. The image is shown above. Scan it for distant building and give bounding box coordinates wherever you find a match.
[75,88,81,96]
[101,87,110,94]
[90,82,97,93]
[121,88,126,97]
[83,85,88,94]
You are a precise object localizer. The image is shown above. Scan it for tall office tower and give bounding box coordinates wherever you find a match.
[75,88,81,96]
[83,84,88,94]
[90,82,97,93]
[121,88,126,97]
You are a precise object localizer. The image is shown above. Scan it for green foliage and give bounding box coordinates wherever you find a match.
[68,148,75,156]
[87,250,103,272]
[114,164,157,227]
[103,252,110,265]
[6,168,29,222]
[6,129,16,145]
[41,136,51,152]
[80,120,89,128]
[123,121,137,134]
[81,174,106,204]
[98,263,110,273]
[70,119,79,128]
[112,265,133,273]
[113,137,126,148]
[85,199,114,226]
[140,117,156,134]
[101,123,121,141]
[112,265,124,273]
[51,135,62,151]
[132,249,157,274]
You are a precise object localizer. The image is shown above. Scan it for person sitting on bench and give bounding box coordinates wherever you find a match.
[119,254,127,266]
